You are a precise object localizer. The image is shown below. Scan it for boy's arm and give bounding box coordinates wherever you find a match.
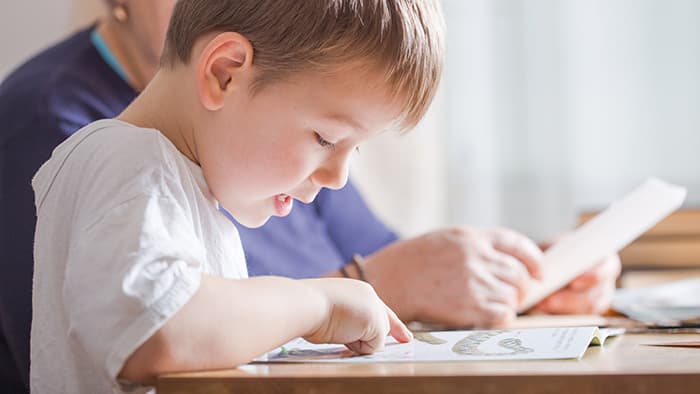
[119,275,327,383]
[119,275,411,384]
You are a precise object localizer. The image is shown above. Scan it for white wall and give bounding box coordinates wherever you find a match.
[565,0,700,209]
[350,90,448,237]
[443,0,700,241]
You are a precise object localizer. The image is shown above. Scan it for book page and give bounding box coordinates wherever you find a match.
[258,327,623,363]
[518,178,686,312]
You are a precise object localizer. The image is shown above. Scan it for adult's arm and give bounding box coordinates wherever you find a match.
[0,114,70,387]
[314,181,399,263]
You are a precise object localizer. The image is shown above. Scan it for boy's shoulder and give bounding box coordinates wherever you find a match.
[51,119,168,167]
[33,119,188,212]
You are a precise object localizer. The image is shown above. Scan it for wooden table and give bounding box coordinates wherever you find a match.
[158,332,700,394]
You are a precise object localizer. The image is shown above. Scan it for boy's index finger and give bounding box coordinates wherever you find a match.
[489,228,543,280]
[386,306,413,343]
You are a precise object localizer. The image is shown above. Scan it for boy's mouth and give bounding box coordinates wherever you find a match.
[274,194,293,217]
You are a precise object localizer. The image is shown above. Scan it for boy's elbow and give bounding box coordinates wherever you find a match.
[117,327,253,384]
[118,330,176,384]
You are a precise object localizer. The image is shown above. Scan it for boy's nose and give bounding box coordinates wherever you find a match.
[311,155,350,190]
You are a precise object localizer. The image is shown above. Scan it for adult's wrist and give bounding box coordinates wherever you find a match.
[340,254,368,282]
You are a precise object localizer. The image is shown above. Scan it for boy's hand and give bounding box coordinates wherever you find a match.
[360,227,543,328]
[301,278,413,354]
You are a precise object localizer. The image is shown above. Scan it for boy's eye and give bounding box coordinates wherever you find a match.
[315,132,336,150]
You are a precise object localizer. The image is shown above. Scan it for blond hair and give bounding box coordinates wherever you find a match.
[162,0,445,130]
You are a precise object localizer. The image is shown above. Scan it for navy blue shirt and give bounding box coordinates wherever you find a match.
[0,27,397,390]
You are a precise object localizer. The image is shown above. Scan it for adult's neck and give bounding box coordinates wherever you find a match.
[96,18,158,92]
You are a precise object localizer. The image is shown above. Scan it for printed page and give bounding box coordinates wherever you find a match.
[258,327,621,363]
[505,314,609,329]
[518,178,686,312]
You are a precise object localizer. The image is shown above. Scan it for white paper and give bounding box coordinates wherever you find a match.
[518,178,686,312]
[613,278,700,324]
[257,327,623,363]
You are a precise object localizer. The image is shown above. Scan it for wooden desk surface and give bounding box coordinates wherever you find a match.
[158,332,700,394]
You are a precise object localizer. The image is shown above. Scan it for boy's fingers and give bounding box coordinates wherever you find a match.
[346,338,384,355]
[387,306,413,343]
[348,306,410,355]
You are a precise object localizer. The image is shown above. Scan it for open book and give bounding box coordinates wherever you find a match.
[518,177,686,312]
[258,326,624,363]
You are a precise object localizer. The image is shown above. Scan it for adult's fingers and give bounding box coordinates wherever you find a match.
[569,253,621,291]
[536,285,611,315]
[484,281,519,310]
[475,302,516,327]
[486,251,530,302]
[536,289,586,314]
[465,259,520,309]
[538,232,568,252]
[488,228,543,279]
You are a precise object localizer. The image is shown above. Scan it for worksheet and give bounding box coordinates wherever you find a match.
[258,327,623,363]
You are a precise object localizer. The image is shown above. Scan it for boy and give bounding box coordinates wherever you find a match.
[30,0,444,392]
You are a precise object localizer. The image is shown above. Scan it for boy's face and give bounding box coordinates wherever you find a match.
[196,69,401,228]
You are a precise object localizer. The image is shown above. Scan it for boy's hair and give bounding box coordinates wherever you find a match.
[161,0,445,130]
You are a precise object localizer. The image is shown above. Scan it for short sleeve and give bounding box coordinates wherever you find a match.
[63,194,206,383]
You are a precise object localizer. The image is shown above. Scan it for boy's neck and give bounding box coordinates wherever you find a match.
[118,70,201,166]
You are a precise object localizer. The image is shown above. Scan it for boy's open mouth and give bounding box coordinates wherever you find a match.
[274,193,293,216]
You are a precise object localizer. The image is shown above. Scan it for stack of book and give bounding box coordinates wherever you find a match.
[579,209,700,268]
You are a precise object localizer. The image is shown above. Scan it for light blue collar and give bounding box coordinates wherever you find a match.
[90,28,130,85]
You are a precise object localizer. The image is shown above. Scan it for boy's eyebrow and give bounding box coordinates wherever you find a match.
[324,113,368,134]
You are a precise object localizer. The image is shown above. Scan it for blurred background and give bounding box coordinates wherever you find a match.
[2,0,698,242]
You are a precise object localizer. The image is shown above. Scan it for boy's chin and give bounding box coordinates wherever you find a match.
[234,214,271,229]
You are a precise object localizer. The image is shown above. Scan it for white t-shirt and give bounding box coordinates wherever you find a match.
[31,119,248,393]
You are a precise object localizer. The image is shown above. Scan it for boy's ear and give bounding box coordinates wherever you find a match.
[196,32,254,111]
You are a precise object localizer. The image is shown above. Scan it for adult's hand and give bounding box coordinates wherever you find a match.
[360,227,543,328]
[533,252,621,315]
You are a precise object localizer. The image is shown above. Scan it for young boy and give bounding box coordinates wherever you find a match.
[30,0,444,392]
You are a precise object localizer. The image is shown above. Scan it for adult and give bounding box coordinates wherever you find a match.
[0,1,620,390]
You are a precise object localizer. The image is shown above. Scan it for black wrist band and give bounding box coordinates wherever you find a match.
[340,254,367,282]
[350,253,368,282]
[339,265,351,278]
